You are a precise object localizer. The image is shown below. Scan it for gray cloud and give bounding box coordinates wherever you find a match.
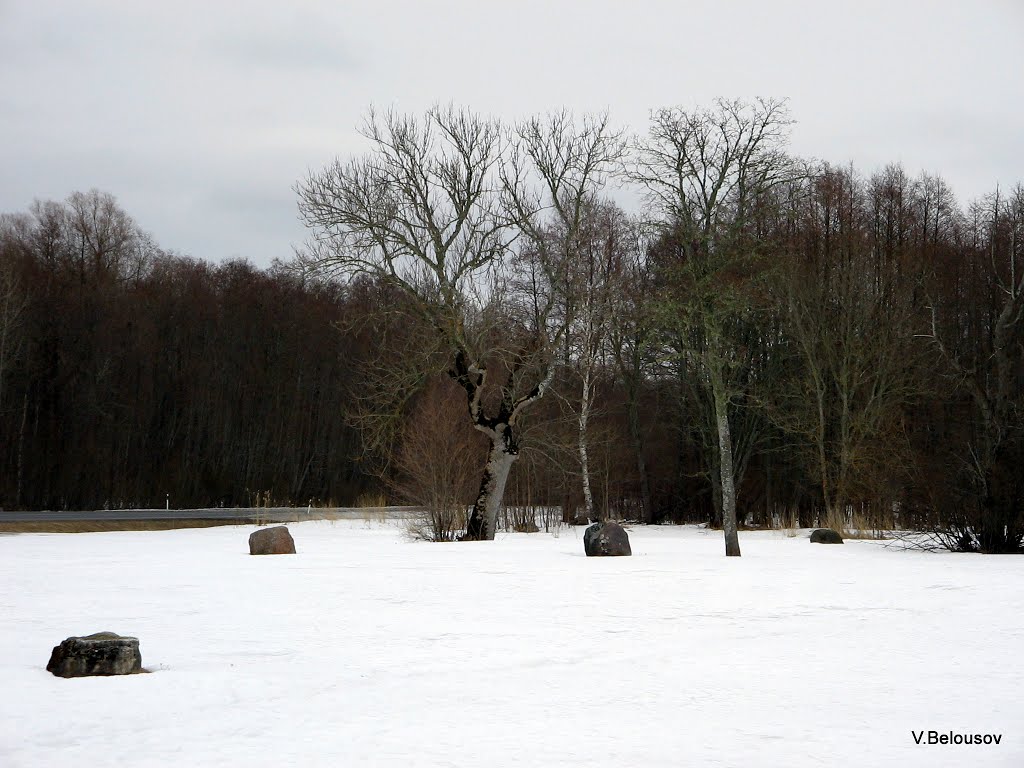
[207,9,359,74]
[1,0,1021,267]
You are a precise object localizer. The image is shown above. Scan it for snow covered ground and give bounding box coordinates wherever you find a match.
[1,521,1021,767]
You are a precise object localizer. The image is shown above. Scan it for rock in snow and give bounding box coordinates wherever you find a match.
[46,632,142,677]
[584,522,632,556]
[810,528,844,544]
[249,525,296,555]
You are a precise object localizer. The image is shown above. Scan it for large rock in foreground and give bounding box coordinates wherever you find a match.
[47,632,142,678]
[810,528,844,544]
[249,525,296,555]
[584,522,632,556]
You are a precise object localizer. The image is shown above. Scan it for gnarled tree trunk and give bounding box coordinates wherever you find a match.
[463,427,518,541]
[454,351,558,541]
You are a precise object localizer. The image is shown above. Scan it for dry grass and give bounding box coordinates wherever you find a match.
[0,519,247,534]
[777,507,801,538]
[842,525,891,540]
[827,508,892,540]
[355,492,388,508]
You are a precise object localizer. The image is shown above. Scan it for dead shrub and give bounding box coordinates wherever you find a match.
[391,378,484,541]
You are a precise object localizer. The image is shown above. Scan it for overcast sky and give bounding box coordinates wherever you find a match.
[2,0,1022,267]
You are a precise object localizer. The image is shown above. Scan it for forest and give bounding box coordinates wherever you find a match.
[1,100,1021,552]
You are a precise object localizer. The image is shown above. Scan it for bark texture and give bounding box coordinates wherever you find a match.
[713,370,741,557]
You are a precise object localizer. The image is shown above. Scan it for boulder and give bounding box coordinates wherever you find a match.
[47,632,142,678]
[249,525,296,555]
[810,528,844,544]
[584,522,632,556]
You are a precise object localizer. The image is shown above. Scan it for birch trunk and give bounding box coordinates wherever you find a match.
[578,365,596,523]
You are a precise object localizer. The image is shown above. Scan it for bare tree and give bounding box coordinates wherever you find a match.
[4,190,155,286]
[925,184,1024,551]
[604,220,660,523]
[631,98,799,556]
[508,111,626,525]
[545,202,633,522]
[65,190,154,284]
[297,106,622,540]
[771,166,930,532]
[298,106,521,540]
[573,205,632,523]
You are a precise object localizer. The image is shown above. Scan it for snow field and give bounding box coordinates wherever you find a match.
[1,522,1021,767]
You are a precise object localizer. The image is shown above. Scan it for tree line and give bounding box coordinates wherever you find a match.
[0,190,375,510]
[1,100,1021,553]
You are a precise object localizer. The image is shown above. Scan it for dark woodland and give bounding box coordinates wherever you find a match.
[1,104,1021,552]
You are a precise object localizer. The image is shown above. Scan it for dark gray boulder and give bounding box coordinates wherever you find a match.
[47,632,142,678]
[584,522,632,556]
[810,528,844,544]
[249,525,296,555]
